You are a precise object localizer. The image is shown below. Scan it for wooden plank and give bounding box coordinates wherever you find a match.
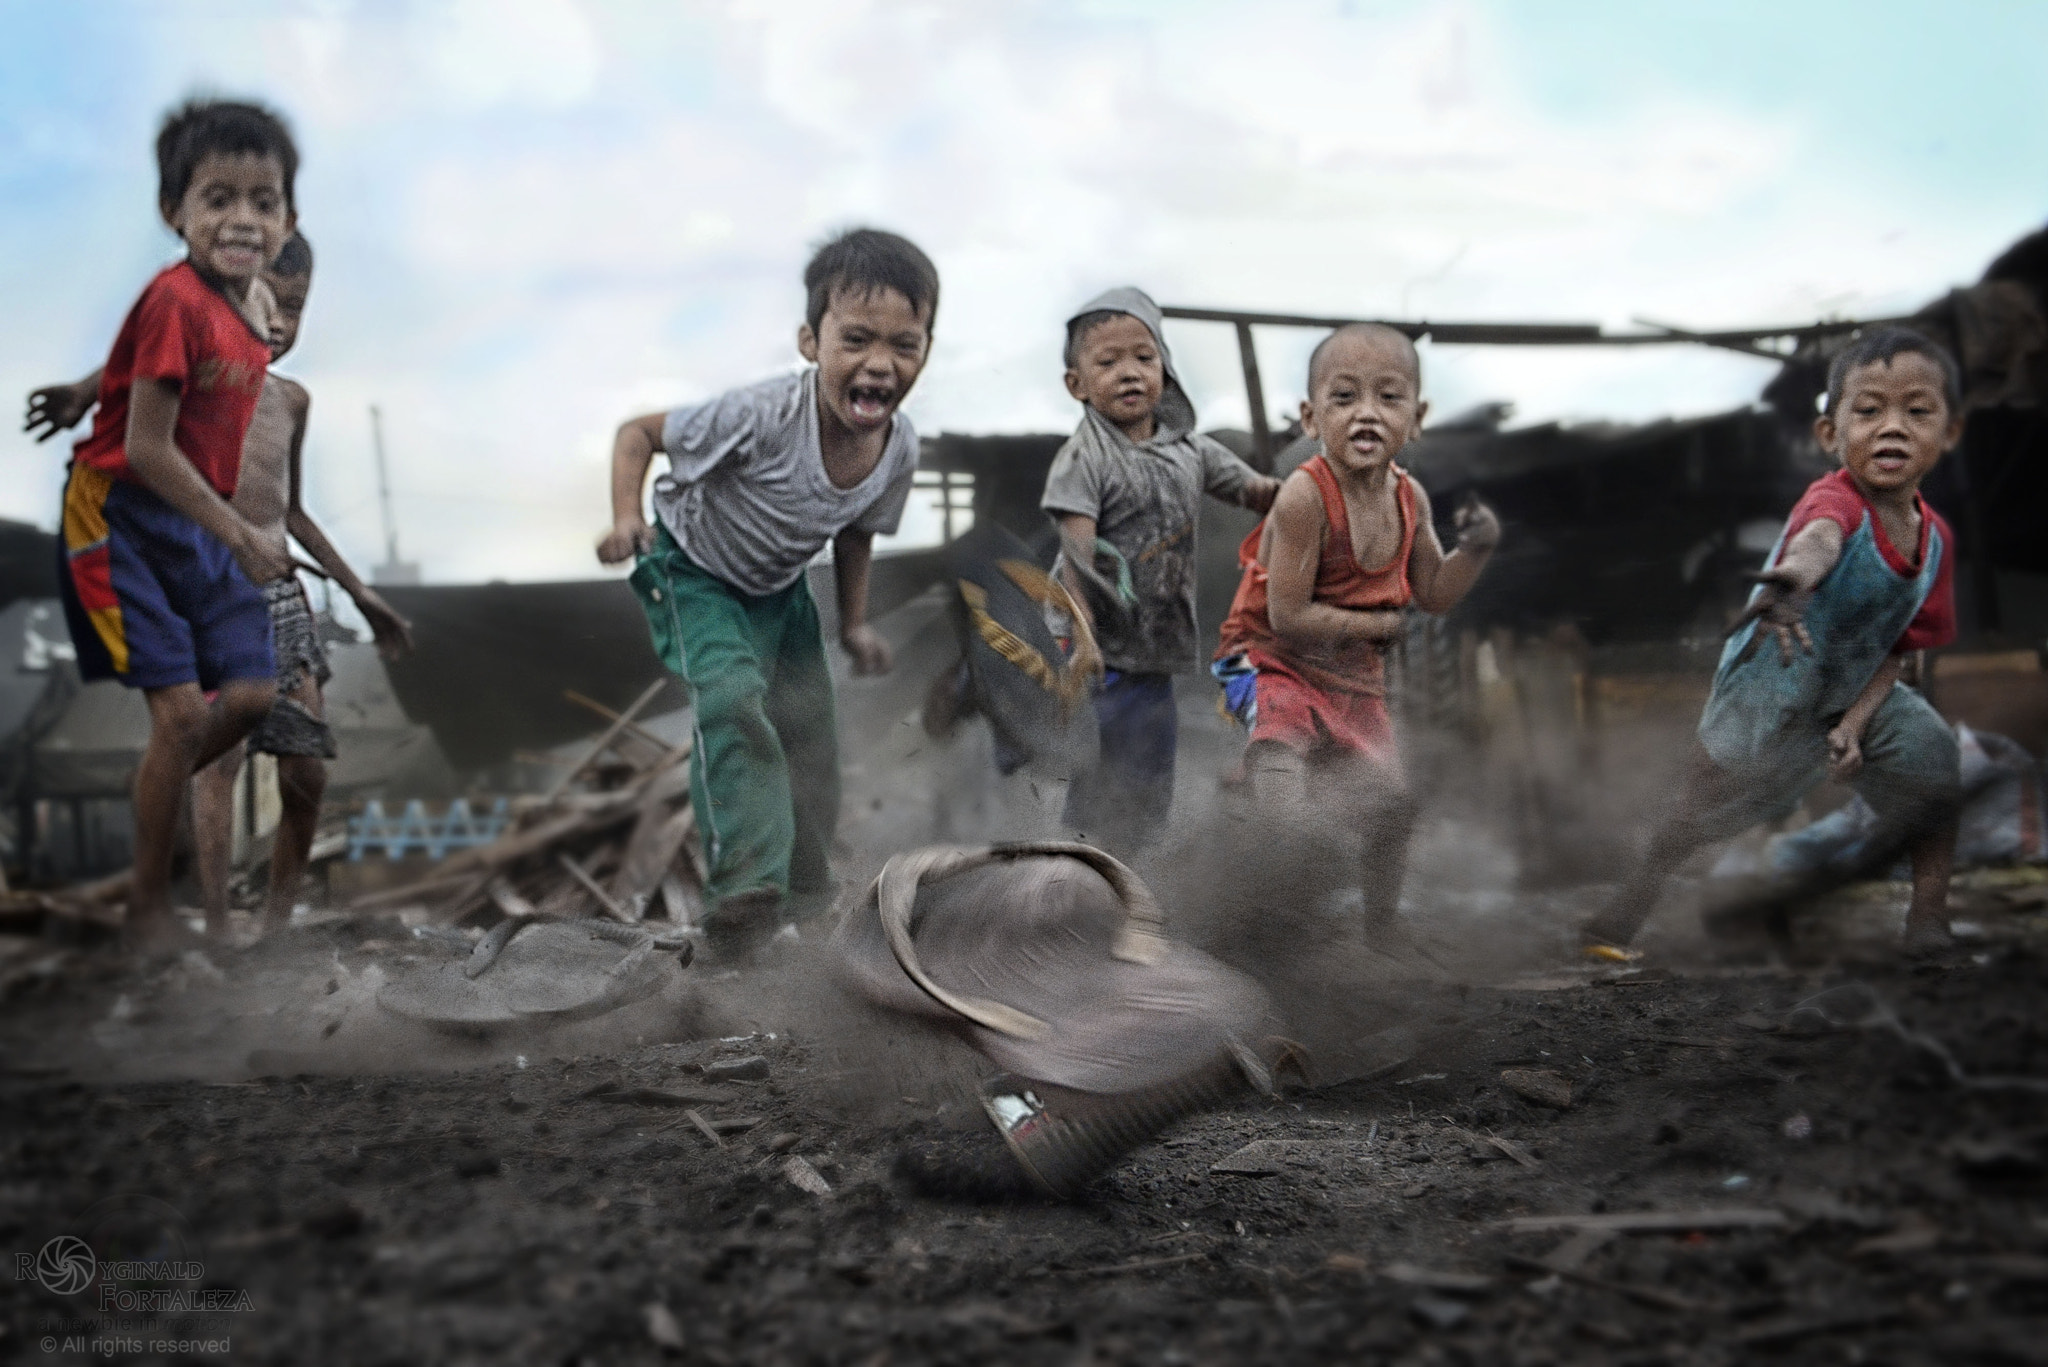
[545,678,668,800]
[563,689,674,753]
[1499,1208,1787,1234]
[559,853,635,923]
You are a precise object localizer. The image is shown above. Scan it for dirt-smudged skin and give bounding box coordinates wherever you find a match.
[5,932,2047,1363]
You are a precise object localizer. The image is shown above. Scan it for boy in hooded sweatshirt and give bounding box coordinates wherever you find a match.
[1041,288,1280,852]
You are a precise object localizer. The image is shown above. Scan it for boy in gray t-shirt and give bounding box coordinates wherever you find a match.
[597,228,938,960]
[1042,287,1280,852]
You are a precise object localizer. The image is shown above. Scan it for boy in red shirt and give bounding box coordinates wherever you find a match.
[32,232,414,941]
[54,100,298,949]
[1213,324,1499,940]
[1586,327,1965,956]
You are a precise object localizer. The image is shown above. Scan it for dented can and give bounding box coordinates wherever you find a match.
[983,1043,1271,1199]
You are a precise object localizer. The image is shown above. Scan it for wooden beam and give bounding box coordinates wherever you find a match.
[562,689,670,753]
[1161,305,1913,349]
[1235,320,1274,472]
[545,678,669,800]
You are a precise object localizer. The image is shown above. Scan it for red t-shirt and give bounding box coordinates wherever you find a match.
[71,262,270,497]
[1779,467,1957,652]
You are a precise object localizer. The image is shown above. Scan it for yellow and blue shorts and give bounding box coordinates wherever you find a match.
[57,464,275,691]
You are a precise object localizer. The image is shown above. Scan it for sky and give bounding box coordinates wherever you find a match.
[3,0,2044,588]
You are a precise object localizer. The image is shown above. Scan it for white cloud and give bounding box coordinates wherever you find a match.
[2,0,2032,583]
[415,0,601,110]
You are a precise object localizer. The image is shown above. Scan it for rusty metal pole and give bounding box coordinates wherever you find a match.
[1234,321,1274,472]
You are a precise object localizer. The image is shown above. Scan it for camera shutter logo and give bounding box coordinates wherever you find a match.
[36,1235,95,1295]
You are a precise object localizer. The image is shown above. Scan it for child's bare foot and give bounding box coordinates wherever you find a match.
[1901,916,1955,957]
[126,909,202,957]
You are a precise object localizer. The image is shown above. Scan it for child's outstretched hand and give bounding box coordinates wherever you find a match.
[1732,568,1815,664]
[23,381,96,442]
[1826,721,1864,780]
[841,623,892,676]
[354,588,415,661]
[1453,497,1501,554]
[597,516,654,565]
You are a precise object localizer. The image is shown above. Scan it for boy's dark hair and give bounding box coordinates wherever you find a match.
[1063,310,1131,370]
[804,228,939,336]
[1823,325,1961,416]
[156,99,299,213]
[271,231,314,278]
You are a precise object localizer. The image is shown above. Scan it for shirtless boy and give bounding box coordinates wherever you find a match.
[1212,323,1498,936]
[30,233,413,938]
[1585,327,1964,956]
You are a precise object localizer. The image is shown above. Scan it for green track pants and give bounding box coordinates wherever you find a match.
[630,528,839,919]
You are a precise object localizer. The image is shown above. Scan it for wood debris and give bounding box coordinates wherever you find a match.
[1500,1067,1574,1109]
[1210,1139,1319,1175]
[783,1155,833,1196]
[0,680,709,949]
[1500,1208,1788,1234]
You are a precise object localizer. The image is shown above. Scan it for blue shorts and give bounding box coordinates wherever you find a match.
[58,465,275,691]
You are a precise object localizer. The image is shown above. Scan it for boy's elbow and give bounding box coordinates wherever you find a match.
[1266,603,1310,648]
[617,414,662,455]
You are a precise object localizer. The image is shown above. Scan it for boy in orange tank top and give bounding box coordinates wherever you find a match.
[1213,324,1499,937]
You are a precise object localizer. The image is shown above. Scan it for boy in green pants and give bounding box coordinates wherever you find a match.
[596,229,938,960]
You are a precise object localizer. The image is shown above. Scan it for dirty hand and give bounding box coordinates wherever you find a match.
[24,381,95,442]
[1827,722,1864,780]
[230,528,296,587]
[1732,569,1815,665]
[355,589,415,661]
[1454,498,1501,554]
[596,517,654,566]
[841,623,892,676]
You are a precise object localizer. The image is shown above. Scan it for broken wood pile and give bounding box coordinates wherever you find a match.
[0,679,707,941]
[0,866,130,933]
[346,680,706,933]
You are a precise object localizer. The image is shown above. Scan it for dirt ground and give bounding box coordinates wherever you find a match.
[6,693,2048,1364]
[6,860,2048,1366]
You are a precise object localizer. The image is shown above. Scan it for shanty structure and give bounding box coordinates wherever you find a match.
[1162,220,2048,642]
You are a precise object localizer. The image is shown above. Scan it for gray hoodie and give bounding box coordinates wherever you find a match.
[1040,287,1261,675]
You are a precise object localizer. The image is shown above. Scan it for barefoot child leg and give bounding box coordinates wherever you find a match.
[51,101,303,948]
[1589,327,1966,955]
[1214,325,1498,944]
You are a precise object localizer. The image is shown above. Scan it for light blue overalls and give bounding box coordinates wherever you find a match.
[1694,510,1959,841]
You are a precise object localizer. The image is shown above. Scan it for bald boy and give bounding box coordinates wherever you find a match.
[1212,323,1499,939]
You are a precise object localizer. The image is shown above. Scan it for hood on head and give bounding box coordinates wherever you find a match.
[1069,286,1196,440]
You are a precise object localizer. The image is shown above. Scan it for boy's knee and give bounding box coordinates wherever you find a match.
[1860,705,1961,826]
[277,755,327,809]
[148,690,214,750]
[694,675,774,732]
[218,678,277,725]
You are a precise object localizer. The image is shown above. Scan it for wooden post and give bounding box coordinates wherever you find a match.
[1235,321,1274,472]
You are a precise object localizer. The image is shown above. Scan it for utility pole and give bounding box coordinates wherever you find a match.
[368,405,420,585]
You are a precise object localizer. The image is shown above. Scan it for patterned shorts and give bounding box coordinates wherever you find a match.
[247,577,337,758]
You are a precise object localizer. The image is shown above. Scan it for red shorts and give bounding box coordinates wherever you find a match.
[1249,666,1397,765]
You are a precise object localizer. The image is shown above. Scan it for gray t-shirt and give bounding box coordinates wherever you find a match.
[1041,408,1257,674]
[651,369,918,596]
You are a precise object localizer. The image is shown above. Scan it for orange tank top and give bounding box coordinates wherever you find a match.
[1215,455,1417,695]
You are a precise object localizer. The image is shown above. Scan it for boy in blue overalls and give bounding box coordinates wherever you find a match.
[1587,327,1965,956]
